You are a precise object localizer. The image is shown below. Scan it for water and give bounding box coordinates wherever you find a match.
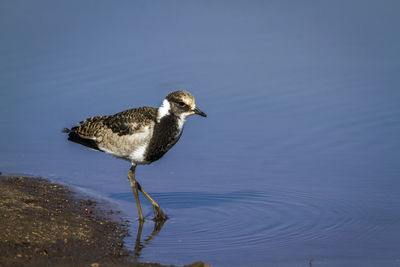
[1,1,400,266]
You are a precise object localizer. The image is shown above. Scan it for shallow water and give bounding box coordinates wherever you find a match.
[1,1,400,266]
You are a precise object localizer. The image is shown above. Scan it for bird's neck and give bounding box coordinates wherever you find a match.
[156,110,185,138]
[157,99,171,123]
[156,99,187,133]
[146,108,184,162]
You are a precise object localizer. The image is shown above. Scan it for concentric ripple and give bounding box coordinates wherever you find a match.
[124,188,379,254]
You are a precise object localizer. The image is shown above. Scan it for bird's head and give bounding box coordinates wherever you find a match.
[157,90,207,122]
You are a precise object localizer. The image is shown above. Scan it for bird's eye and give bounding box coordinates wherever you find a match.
[178,101,186,107]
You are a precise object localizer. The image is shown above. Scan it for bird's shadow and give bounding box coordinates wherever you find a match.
[110,190,261,209]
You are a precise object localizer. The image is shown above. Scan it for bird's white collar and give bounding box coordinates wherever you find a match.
[157,99,170,122]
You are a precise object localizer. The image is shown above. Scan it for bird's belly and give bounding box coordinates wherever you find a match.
[97,128,152,164]
[128,144,150,164]
[98,142,150,164]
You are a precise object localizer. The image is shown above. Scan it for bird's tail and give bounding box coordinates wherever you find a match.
[62,128,71,133]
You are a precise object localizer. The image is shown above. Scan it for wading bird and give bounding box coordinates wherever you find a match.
[64,91,207,221]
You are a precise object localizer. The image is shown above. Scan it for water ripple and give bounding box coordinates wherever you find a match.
[124,189,380,252]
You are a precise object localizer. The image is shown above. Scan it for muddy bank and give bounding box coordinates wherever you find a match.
[0,175,208,267]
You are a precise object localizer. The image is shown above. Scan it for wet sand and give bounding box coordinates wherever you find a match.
[0,175,208,267]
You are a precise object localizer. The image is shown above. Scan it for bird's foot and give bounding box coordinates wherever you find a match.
[153,205,167,221]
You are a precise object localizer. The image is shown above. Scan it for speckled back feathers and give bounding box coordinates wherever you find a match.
[72,107,157,139]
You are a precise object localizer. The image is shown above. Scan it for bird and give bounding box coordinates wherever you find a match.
[64,90,207,221]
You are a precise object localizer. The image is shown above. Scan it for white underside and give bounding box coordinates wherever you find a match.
[128,143,148,163]
[97,125,153,165]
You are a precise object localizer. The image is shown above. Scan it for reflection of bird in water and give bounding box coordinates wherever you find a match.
[134,220,165,259]
[64,91,207,221]
[134,220,211,267]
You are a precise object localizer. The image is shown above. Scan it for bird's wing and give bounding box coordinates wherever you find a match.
[71,107,157,139]
[70,115,109,139]
[103,107,157,136]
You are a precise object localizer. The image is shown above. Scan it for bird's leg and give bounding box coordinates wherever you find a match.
[127,165,144,221]
[136,181,167,221]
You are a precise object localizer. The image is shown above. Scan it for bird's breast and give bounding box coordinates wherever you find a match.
[144,114,183,163]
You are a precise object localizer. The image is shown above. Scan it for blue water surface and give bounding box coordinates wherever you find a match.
[1,1,400,266]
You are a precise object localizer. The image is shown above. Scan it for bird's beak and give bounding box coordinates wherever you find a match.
[193,107,207,117]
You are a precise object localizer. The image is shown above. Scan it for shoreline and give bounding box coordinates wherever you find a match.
[0,175,208,267]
